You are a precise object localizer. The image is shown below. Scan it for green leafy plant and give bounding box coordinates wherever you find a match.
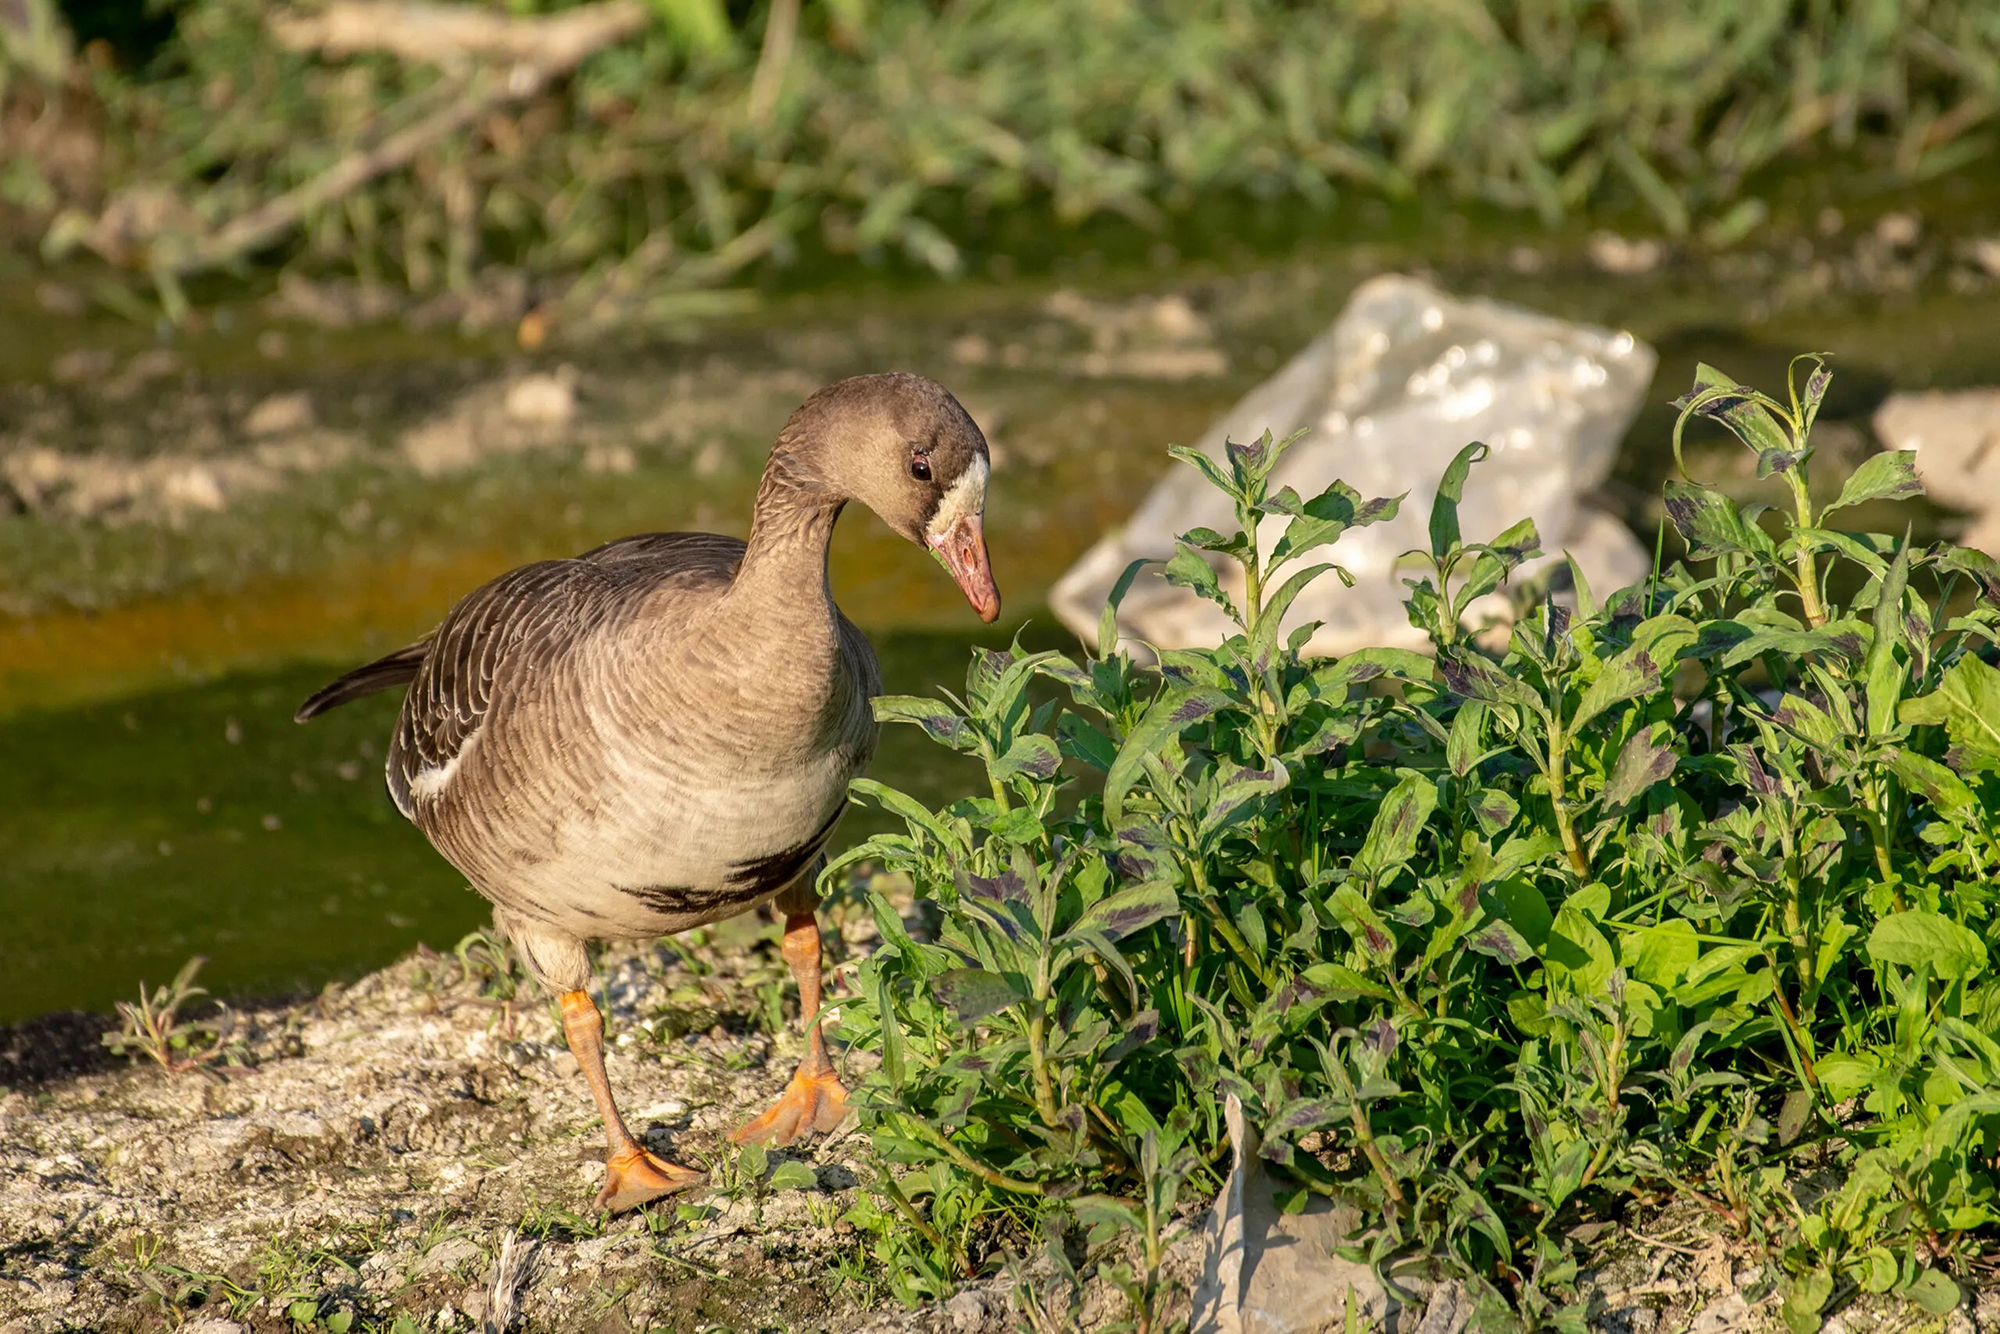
[16,0,2000,318]
[101,955,243,1073]
[831,356,2000,1329]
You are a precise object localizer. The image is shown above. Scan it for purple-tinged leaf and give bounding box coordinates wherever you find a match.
[992,734,1062,783]
[1072,879,1180,942]
[1270,1098,1342,1136]
[1103,1009,1160,1065]
[1827,450,1924,515]
[1468,920,1533,964]
[930,968,1023,1024]
[1603,728,1677,809]
[965,869,1029,903]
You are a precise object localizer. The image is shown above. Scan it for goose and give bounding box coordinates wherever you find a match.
[296,372,998,1211]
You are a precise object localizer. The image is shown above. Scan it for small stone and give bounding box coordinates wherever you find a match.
[581,443,636,475]
[1147,294,1208,341]
[691,439,729,478]
[1968,238,2000,278]
[243,390,315,437]
[162,463,227,512]
[945,1290,987,1333]
[35,282,85,316]
[178,1319,250,1334]
[950,333,992,365]
[123,348,183,383]
[1588,231,1664,275]
[51,347,115,383]
[503,369,578,426]
[257,330,290,360]
[1875,210,1921,248]
[402,417,480,477]
[1873,388,2000,527]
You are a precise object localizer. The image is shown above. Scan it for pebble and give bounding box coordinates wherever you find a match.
[1875,210,1922,248]
[502,369,578,426]
[243,391,316,437]
[1588,231,1665,275]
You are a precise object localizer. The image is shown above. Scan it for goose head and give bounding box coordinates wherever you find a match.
[778,372,1001,623]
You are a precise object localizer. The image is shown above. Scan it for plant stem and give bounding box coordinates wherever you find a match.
[1026,957,1060,1129]
[1545,715,1589,876]
[1788,473,1827,627]
[1348,1101,1406,1207]
[902,1118,1047,1197]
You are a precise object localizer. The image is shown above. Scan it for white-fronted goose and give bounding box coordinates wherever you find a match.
[297,373,999,1211]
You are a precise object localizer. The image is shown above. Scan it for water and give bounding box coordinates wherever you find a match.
[6,222,2000,1023]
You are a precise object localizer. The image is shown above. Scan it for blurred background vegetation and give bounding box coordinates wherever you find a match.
[5,0,2000,324]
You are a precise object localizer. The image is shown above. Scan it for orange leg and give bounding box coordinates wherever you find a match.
[558,989,704,1212]
[732,910,850,1145]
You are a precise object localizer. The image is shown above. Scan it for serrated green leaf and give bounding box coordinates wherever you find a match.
[991,734,1061,783]
[1900,655,2000,772]
[1826,450,1924,514]
[930,967,1023,1023]
[1430,441,1490,559]
[1663,480,1775,561]
[1867,911,1986,980]
[1097,557,1152,655]
[768,1159,820,1191]
[1072,879,1180,941]
[1353,773,1437,877]
[872,696,977,750]
[1602,726,1676,809]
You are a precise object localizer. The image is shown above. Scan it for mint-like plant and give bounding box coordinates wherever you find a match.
[829,357,2000,1332]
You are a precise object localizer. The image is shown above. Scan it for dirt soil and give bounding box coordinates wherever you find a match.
[3,912,1995,1334]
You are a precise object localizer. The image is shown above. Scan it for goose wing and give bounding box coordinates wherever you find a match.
[387,535,745,818]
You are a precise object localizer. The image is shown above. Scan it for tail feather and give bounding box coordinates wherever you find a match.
[295,640,430,722]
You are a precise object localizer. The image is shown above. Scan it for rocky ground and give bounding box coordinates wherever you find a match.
[0,906,1006,1334]
[3,904,1995,1334]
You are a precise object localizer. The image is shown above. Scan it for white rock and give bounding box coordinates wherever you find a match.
[1050,275,1656,657]
[1873,389,2000,521]
[1191,1093,1449,1334]
[178,1319,250,1334]
[945,1289,989,1333]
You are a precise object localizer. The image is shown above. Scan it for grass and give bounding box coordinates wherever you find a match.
[5,1,2000,319]
[829,354,2000,1331]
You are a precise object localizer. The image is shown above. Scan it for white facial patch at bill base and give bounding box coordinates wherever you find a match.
[926,453,989,540]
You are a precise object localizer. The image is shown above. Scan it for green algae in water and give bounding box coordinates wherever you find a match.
[0,626,1040,1023]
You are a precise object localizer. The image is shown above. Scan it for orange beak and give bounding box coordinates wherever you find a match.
[928,514,1001,623]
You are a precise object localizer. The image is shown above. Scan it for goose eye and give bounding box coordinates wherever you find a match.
[910,455,933,482]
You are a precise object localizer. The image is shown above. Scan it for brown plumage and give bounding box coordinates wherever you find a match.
[299,372,999,1211]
